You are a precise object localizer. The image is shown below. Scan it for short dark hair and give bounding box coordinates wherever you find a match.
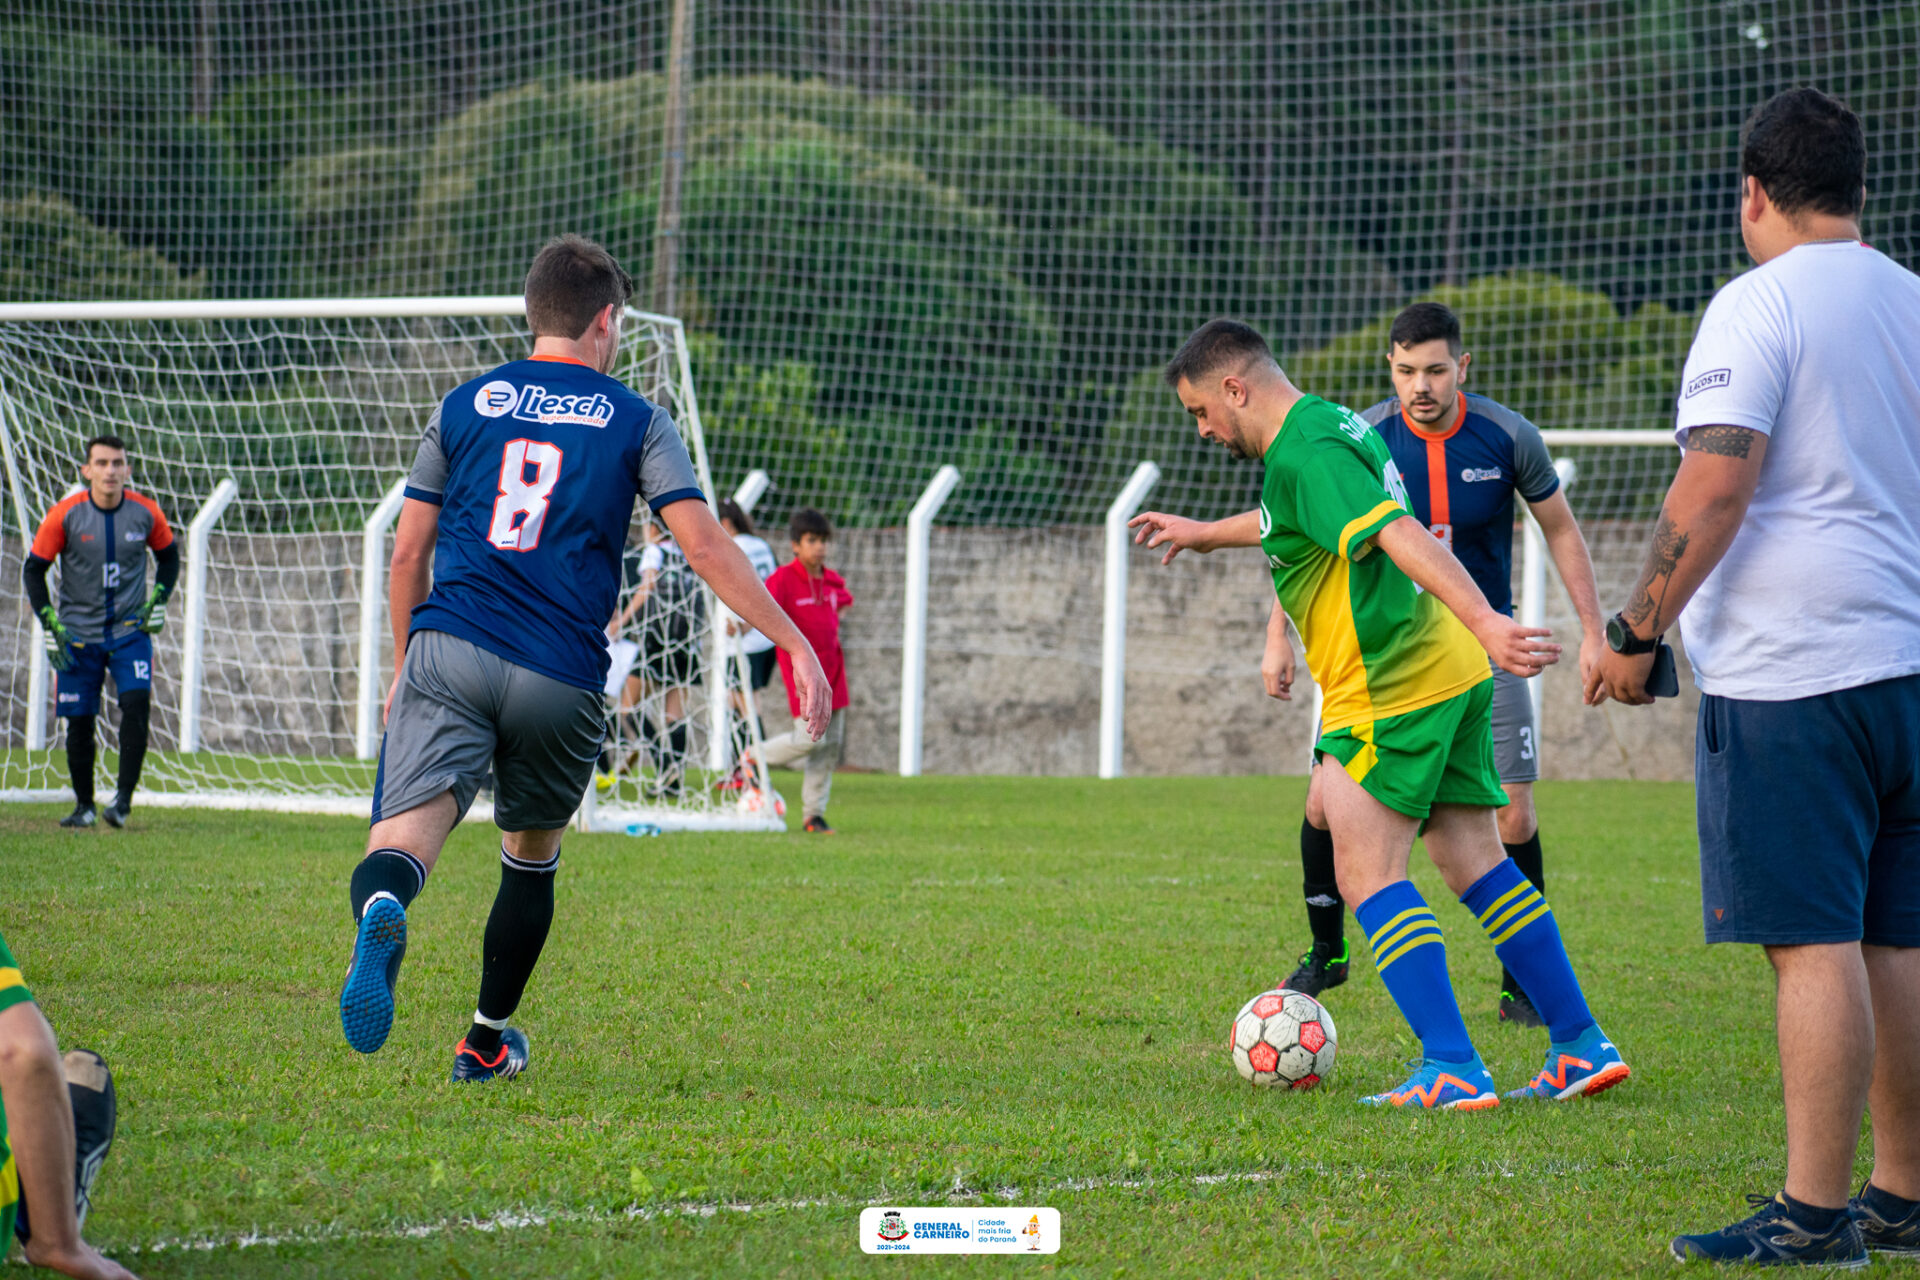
[1740,88,1865,219]
[84,433,126,460]
[715,497,755,536]
[524,234,635,340]
[1388,302,1462,358]
[789,507,832,542]
[1163,319,1275,388]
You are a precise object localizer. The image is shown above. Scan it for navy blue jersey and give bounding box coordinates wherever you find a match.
[1361,391,1559,617]
[403,354,704,691]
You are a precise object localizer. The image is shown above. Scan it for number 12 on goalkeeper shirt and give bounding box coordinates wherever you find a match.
[488,439,564,552]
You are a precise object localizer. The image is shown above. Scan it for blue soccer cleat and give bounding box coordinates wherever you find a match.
[1359,1054,1500,1111]
[339,892,407,1054]
[1504,1023,1631,1100]
[1672,1194,1866,1266]
[451,1027,530,1083]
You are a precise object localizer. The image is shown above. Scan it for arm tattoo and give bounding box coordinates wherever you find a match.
[1624,513,1689,630]
[1687,425,1757,458]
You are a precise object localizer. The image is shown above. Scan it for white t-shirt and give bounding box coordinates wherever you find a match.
[729,532,779,654]
[1674,240,1920,700]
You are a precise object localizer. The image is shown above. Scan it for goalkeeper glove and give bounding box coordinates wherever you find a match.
[37,606,75,672]
[130,582,172,635]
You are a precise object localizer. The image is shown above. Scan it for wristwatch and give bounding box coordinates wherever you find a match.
[1605,612,1661,656]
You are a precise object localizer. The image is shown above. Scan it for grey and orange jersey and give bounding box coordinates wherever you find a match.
[30,490,175,644]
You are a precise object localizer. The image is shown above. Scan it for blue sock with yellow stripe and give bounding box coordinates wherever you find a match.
[1461,858,1594,1043]
[1354,880,1475,1062]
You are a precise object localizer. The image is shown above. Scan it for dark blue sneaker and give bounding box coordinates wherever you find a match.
[1671,1194,1866,1266]
[451,1027,530,1083]
[1852,1184,1920,1255]
[339,892,407,1054]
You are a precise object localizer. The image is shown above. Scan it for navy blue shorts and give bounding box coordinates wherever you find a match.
[55,634,153,719]
[1697,672,1920,946]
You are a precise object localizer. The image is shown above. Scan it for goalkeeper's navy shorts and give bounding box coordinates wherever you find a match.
[373,629,605,832]
[1696,670,1920,946]
[54,633,152,718]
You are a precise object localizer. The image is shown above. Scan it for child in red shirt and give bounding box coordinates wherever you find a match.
[753,508,852,831]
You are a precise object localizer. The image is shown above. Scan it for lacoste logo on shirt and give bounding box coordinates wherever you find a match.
[1685,368,1731,398]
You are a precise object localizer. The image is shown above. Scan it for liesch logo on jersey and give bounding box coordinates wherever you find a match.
[1459,467,1503,483]
[472,379,615,428]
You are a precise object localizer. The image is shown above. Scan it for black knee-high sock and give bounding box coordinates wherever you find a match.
[1301,817,1344,950]
[667,720,688,765]
[1499,831,1546,996]
[468,846,558,1055]
[114,690,150,804]
[66,715,96,807]
[350,847,427,922]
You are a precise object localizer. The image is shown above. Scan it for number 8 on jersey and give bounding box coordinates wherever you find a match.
[488,439,564,551]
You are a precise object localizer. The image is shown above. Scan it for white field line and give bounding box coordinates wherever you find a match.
[116,1160,1560,1257]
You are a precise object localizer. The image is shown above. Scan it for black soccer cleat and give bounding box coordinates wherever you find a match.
[1671,1193,1867,1266]
[99,795,130,829]
[1283,940,1349,998]
[1499,986,1546,1028]
[59,803,97,829]
[803,815,835,834]
[1852,1185,1920,1255]
[14,1049,116,1245]
[451,1027,530,1083]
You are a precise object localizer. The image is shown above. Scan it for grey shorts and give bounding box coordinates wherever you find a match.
[1306,664,1538,787]
[372,630,605,832]
[1489,666,1540,785]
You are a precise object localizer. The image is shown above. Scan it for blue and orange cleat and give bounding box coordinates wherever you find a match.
[1504,1023,1631,1100]
[452,1028,530,1083]
[1359,1054,1500,1110]
[339,892,407,1054]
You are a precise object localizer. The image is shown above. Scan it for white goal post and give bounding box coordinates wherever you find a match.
[0,297,782,832]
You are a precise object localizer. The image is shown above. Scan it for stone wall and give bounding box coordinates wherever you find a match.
[3,522,1699,779]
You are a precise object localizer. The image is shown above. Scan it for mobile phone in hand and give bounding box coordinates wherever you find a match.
[1648,642,1679,699]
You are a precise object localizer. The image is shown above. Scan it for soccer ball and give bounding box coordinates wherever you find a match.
[737,784,786,819]
[1229,987,1337,1089]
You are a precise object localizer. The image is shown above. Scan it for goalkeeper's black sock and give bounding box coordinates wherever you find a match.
[1301,817,1344,950]
[667,720,688,764]
[114,690,151,805]
[350,848,427,922]
[468,846,558,1055]
[1499,831,1545,995]
[66,715,97,807]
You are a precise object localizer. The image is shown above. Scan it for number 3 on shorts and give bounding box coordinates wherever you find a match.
[488,439,564,552]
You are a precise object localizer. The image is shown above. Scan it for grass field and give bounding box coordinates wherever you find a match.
[0,774,1882,1277]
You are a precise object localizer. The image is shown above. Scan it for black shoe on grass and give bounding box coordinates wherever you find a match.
[1282,940,1349,998]
[100,795,130,829]
[803,815,835,834]
[1499,987,1546,1028]
[59,803,97,829]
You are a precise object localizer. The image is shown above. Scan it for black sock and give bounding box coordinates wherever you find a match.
[667,720,688,763]
[114,690,150,805]
[1863,1183,1920,1220]
[1781,1191,1847,1231]
[469,846,558,1055]
[1301,817,1343,951]
[1500,832,1546,996]
[65,716,96,807]
[349,848,427,922]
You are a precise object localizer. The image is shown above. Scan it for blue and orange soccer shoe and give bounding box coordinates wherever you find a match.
[339,892,407,1055]
[1359,1055,1500,1111]
[452,1028,530,1083]
[1504,1023,1631,1100]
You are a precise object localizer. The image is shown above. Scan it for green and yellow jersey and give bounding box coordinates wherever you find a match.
[0,929,28,1246]
[1258,394,1490,733]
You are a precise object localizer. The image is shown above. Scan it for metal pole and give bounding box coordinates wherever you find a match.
[898,464,961,777]
[732,469,770,513]
[178,478,238,753]
[356,478,409,759]
[1099,461,1161,779]
[650,0,694,317]
[1518,458,1578,729]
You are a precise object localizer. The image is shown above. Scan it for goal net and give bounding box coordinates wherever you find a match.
[0,299,782,831]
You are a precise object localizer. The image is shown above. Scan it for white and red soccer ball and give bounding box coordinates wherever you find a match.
[1229,987,1337,1089]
